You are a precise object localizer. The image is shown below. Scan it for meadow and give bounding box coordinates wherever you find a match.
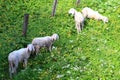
[0,0,120,80]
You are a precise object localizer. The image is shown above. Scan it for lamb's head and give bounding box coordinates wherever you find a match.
[68,8,76,16]
[27,44,35,53]
[51,33,59,41]
[102,16,108,23]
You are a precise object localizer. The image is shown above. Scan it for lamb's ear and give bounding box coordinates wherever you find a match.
[52,37,55,41]
[29,44,35,52]
[32,46,35,52]
[51,35,54,41]
[27,48,30,53]
[56,35,59,40]
[27,45,32,52]
[28,49,31,52]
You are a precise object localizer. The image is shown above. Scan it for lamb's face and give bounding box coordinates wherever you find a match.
[27,44,35,53]
[52,34,59,41]
[68,8,75,16]
[103,17,108,23]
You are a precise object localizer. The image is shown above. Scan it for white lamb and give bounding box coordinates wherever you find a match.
[82,7,108,23]
[32,33,59,55]
[68,8,84,33]
[8,44,35,78]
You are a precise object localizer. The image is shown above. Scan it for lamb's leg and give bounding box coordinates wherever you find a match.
[35,45,40,55]
[14,67,17,75]
[9,62,12,78]
[81,22,84,30]
[24,59,27,68]
[48,45,52,52]
[14,60,18,75]
[9,67,12,78]
[76,23,81,33]
[46,44,52,53]
[75,22,77,29]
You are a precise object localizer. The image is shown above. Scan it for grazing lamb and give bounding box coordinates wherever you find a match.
[32,33,59,55]
[68,8,84,33]
[82,7,108,23]
[8,44,35,78]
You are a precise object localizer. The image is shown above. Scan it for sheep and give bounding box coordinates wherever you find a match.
[82,7,108,23]
[8,44,35,78]
[68,8,84,33]
[32,33,59,55]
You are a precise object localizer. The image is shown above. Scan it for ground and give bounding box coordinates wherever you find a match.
[0,0,120,80]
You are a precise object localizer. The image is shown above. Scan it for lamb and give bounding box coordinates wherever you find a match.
[32,33,59,55]
[8,44,35,78]
[68,8,84,33]
[82,7,108,23]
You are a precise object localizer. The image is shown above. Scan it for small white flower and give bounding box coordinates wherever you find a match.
[101,63,104,67]
[104,40,107,43]
[76,77,80,79]
[33,69,37,71]
[56,74,64,78]
[62,64,70,69]
[69,40,73,43]
[97,48,100,51]
[52,46,56,49]
[110,70,113,73]
[67,71,71,74]
[73,66,79,71]
[115,50,118,53]
[21,70,25,72]
[106,28,109,30]
[80,70,83,72]
[111,65,115,69]
[38,68,42,71]
[114,7,116,9]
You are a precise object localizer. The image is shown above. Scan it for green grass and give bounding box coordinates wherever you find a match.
[0,0,120,79]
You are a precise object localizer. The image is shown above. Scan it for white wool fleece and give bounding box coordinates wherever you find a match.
[32,33,59,55]
[8,44,35,78]
[69,8,84,33]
